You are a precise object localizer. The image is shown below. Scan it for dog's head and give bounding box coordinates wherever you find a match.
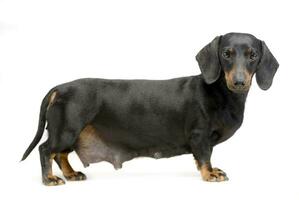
[196,33,279,93]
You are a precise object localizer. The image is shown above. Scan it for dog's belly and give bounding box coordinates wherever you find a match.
[74,125,189,169]
[75,125,135,169]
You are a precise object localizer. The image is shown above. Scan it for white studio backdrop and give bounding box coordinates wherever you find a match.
[0,0,298,199]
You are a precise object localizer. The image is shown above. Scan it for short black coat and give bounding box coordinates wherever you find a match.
[21,33,279,184]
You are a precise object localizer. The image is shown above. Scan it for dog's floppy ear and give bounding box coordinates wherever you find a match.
[196,36,221,84]
[256,41,279,90]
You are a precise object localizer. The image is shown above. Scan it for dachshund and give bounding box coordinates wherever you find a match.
[21,32,279,185]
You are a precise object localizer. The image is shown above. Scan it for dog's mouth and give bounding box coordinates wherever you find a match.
[226,83,250,93]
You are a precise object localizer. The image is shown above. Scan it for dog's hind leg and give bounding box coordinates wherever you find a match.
[41,87,98,185]
[39,142,65,186]
[45,93,89,184]
[54,152,86,181]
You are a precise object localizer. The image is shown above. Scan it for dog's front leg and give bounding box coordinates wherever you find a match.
[190,129,228,182]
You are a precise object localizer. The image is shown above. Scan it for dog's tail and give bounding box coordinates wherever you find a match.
[20,89,56,161]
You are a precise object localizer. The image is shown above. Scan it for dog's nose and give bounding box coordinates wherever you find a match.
[233,71,246,87]
[233,80,245,87]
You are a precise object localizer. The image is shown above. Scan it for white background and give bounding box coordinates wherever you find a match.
[0,0,298,199]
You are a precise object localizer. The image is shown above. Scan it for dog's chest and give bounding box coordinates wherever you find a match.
[215,107,244,144]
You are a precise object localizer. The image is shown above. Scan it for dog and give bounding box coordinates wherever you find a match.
[21,32,279,185]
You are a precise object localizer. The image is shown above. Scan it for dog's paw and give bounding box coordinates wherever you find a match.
[201,168,228,182]
[65,171,87,181]
[43,176,65,186]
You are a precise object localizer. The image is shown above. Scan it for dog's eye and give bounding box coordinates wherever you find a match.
[222,50,231,59]
[249,51,258,61]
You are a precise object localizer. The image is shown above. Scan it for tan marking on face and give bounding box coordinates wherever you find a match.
[224,64,236,86]
[47,91,58,110]
[224,65,253,91]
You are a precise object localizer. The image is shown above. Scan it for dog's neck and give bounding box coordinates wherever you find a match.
[207,71,248,112]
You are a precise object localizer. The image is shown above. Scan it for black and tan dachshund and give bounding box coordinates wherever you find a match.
[21,33,278,185]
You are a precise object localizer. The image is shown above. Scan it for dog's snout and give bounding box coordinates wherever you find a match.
[233,73,246,87]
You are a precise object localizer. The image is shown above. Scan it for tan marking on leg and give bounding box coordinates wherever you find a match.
[199,163,213,180]
[43,153,65,186]
[60,153,76,177]
[47,153,56,179]
[58,152,87,181]
[195,160,228,182]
